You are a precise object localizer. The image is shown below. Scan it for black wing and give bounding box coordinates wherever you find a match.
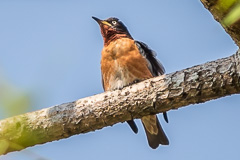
[135,41,165,76]
[135,41,169,123]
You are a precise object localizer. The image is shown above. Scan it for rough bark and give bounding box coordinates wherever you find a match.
[200,0,240,47]
[0,50,239,155]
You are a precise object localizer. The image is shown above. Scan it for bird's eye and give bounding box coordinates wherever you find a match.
[112,21,117,25]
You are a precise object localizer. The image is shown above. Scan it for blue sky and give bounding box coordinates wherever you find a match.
[0,0,239,160]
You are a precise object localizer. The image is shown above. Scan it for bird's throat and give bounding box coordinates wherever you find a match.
[102,30,132,46]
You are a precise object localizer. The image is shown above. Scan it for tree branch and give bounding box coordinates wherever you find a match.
[0,50,240,155]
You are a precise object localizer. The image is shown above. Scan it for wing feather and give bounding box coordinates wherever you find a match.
[135,41,165,76]
[135,41,169,123]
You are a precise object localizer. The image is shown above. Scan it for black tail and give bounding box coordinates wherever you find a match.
[142,115,169,149]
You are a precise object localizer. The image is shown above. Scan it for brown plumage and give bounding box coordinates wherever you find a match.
[93,16,169,149]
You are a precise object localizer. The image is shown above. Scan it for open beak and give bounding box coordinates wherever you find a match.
[92,16,111,26]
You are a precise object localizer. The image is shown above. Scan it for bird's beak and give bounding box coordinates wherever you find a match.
[92,16,101,23]
[92,16,111,26]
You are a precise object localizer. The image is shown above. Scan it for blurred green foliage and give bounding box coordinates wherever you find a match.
[222,0,240,26]
[0,73,42,157]
[0,74,31,119]
[216,0,236,13]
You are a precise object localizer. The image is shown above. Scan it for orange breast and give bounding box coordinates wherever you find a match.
[101,38,153,91]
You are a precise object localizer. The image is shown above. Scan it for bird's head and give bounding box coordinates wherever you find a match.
[92,16,132,45]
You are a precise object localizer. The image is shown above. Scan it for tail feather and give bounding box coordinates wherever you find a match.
[127,120,138,134]
[142,115,169,149]
[163,112,169,123]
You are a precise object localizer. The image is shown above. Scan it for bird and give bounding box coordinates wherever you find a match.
[92,16,169,149]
